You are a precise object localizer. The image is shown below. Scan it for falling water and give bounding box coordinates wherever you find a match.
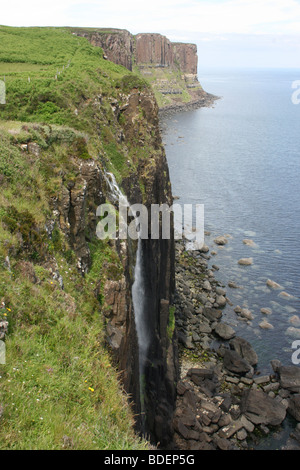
[103,169,149,423]
[132,237,148,422]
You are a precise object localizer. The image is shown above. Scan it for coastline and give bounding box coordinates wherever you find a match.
[158,92,220,117]
[171,238,300,450]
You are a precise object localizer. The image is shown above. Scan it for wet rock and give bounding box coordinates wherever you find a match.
[215,295,227,308]
[254,375,270,385]
[228,281,240,289]
[243,239,256,247]
[278,366,300,393]
[238,258,253,266]
[240,308,253,321]
[266,279,282,289]
[279,291,295,300]
[261,307,272,315]
[270,359,282,374]
[214,323,236,340]
[288,394,300,421]
[203,308,222,322]
[259,319,274,330]
[214,236,228,246]
[234,305,242,313]
[203,280,212,291]
[223,349,252,375]
[289,315,300,327]
[285,327,300,339]
[229,337,258,366]
[241,389,286,426]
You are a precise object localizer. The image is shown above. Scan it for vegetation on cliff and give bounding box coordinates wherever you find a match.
[0,25,166,449]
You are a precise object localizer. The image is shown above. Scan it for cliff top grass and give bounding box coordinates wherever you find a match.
[0,26,151,450]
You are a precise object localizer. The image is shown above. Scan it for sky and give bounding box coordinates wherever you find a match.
[2,0,300,69]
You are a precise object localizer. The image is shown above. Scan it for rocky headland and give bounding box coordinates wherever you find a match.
[71,28,219,113]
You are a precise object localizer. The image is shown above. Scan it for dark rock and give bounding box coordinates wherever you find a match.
[187,368,214,379]
[229,336,258,366]
[174,418,190,439]
[240,389,286,426]
[278,366,300,393]
[220,396,232,413]
[183,390,198,409]
[177,380,191,396]
[213,435,233,450]
[214,323,236,340]
[270,359,282,374]
[223,349,252,375]
[288,394,300,421]
[203,308,222,322]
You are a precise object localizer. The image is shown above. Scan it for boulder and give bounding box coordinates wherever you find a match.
[266,279,282,289]
[243,239,256,247]
[229,337,258,366]
[223,349,252,375]
[241,389,286,426]
[178,331,194,349]
[238,258,253,266]
[259,319,274,330]
[261,307,272,315]
[214,236,228,246]
[215,295,227,308]
[203,308,222,322]
[214,323,236,340]
[288,395,300,421]
[278,366,300,393]
[240,308,253,321]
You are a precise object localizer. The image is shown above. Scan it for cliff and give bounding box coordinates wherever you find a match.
[0,26,177,448]
[72,28,216,112]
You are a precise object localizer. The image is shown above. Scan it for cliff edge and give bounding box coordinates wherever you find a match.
[71,28,217,113]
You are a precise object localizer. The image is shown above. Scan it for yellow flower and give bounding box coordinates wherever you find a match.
[6,308,11,312]
[88,387,94,392]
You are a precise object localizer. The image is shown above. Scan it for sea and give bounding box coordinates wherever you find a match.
[160,67,300,450]
[161,67,300,373]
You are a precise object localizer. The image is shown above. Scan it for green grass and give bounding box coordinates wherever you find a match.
[0,269,147,450]
[0,26,158,449]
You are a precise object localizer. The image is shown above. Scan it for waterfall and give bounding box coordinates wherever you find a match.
[131,237,148,421]
[103,171,127,206]
[103,169,149,423]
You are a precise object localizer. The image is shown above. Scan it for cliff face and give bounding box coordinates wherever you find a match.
[72,28,215,112]
[108,87,178,445]
[73,28,134,71]
[135,33,197,74]
[0,26,178,449]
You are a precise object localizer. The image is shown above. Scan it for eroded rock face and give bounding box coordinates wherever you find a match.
[47,81,177,446]
[73,29,199,75]
[135,33,173,67]
[172,42,198,75]
[74,28,134,71]
[54,159,105,274]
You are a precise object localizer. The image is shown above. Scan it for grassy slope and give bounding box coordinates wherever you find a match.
[0,26,149,450]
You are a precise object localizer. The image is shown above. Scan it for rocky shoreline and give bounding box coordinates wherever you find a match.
[172,238,300,450]
[158,93,220,117]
